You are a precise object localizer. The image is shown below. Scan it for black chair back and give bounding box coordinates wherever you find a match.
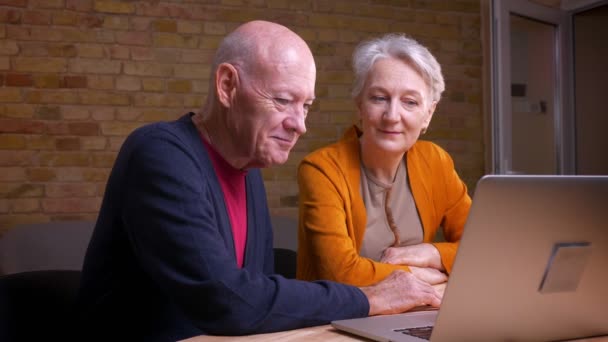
[0,270,81,342]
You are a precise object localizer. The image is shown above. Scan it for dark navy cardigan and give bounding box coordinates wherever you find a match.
[76,114,368,341]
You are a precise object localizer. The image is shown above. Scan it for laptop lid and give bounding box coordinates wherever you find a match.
[332,175,608,342]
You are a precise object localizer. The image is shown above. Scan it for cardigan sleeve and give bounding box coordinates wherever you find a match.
[422,144,471,274]
[297,158,410,287]
[121,132,369,335]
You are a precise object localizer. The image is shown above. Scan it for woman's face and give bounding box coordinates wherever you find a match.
[357,57,436,155]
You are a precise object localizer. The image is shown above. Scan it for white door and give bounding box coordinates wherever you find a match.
[492,0,575,175]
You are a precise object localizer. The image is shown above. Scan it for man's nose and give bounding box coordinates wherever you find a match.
[286,109,307,135]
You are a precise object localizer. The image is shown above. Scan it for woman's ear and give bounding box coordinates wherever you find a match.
[215,63,239,108]
[422,101,437,133]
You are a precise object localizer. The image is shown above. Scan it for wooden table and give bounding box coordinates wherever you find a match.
[182,324,608,342]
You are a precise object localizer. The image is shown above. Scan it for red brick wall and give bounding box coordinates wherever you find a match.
[0,0,485,233]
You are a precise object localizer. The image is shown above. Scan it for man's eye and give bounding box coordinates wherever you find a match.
[371,96,387,102]
[275,98,289,105]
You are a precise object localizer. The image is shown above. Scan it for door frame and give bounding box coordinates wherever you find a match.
[490,0,575,175]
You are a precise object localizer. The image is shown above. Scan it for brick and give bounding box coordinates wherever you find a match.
[10,198,40,212]
[64,75,87,88]
[26,90,79,104]
[140,109,167,122]
[35,106,61,120]
[154,19,177,32]
[0,149,36,166]
[108,136,125,151]
[130,46,153,61]
[76,44,105,58]
[52,11,79,26]
[34,74,63,88]
[101,122,142,136]
[61,105,90,120]
[30,0,64,8]
[14,57,67,72]
[68,122,99,135]
[0,134,26,149]
[167,80,191,93]
[52,167,84,181]
[198,36,222,50]
[124,61,172,77]
[133,93,182,107]
[3,104,35,118]
[46,182,98,197]
[183,95,203,108]
[180,50,213,64]
[42,197,101,213]
[45,121,69,135]
[102,15,129,30]
[81,136,107,150]
[0,40,18,55]
[79,91,130,106]
[94,0,135,14]
[87,75,113,89]
[39,152,90,166]
[116,76,141,91]
[22,10,52,25]
[0,56,8,70]
[66,0,93,12]
[68,58,121,74]
[6,73,33,87]
[203,22,226,35]
[0,182,44,197]
[26,135,55,149]
[90,107,114,121]
[115,107,140,121]
[1,9,21,24]
[107,45,129,59]
[130,17,153,31]
[80,14,104,28]
[0,0,27,7]
[0,167,26,181]
[100,121,142,136]
[55,137,81,150]
[0,24,5,38]
[47,44,78,57]
[153,32,198,48]
[115,31,150,46]
[177,20,202,34]
[173,64,210,79]
[142,78,164,91]
[83,167,110,182]
[91,152,116,167]
[0,88,22,102]
[10,198,40,213]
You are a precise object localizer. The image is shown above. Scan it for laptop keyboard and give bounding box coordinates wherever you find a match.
[394,326,434,340]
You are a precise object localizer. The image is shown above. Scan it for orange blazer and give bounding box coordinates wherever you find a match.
[296,126,471,286]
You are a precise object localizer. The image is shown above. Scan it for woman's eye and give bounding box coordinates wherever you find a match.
[403,99,418,107]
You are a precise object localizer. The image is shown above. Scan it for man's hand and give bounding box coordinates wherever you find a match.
[359,270,442,316]
[381,243,444,270]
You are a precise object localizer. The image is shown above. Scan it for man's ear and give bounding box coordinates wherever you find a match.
[215,63,239,108]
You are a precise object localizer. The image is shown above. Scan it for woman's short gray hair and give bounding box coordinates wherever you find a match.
[351,33,445,104]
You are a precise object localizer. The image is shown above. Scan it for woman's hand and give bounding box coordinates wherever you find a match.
[381,243,444,270]
[408,266,447,285]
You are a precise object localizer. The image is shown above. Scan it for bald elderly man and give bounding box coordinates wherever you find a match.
[77,21,441,341]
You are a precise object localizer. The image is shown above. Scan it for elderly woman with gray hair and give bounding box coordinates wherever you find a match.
[296,34,471,293]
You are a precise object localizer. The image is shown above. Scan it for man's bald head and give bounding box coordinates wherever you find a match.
[197,20,316,169]
[211,20,313,76]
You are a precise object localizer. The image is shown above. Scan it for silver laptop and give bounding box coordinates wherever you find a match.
[332,175,608,341]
